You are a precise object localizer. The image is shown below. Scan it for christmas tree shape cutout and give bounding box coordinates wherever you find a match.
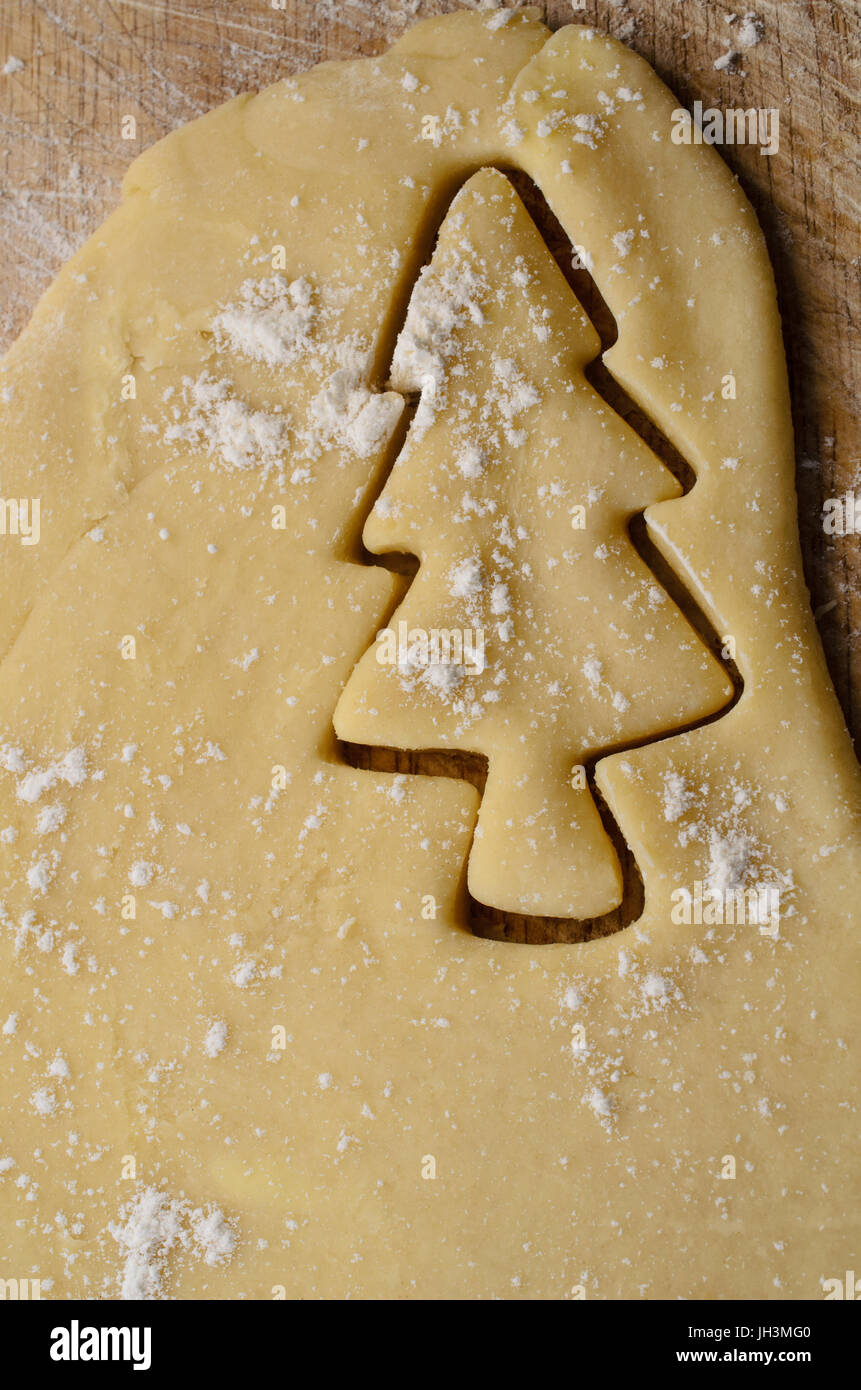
[335,169,733,920]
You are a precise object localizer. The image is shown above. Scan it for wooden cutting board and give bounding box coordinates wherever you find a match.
[0,0,857,940]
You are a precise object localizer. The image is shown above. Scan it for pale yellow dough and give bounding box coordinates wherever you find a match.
[0,9,858,1299]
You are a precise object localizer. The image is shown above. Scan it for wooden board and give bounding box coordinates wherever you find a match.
[0,1,857,940]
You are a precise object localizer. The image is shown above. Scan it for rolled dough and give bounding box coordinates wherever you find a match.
[0,9,857,1300]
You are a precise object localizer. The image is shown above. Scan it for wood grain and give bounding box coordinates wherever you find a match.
[0,1,857,937]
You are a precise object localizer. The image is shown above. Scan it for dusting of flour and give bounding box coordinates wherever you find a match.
[163,273,402,475]
[109,1186,236,1299]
